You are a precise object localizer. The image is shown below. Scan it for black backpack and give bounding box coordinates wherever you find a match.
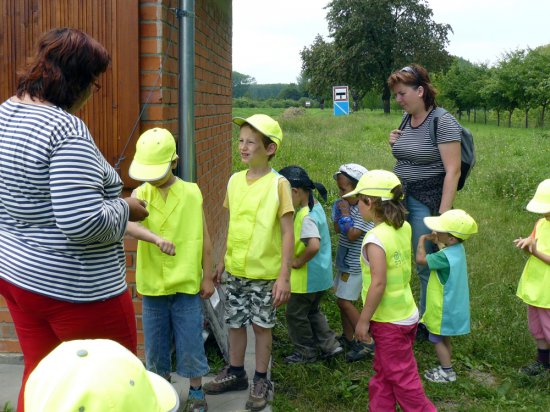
[399,108,475,191]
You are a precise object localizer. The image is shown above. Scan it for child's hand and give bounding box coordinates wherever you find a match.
[331,201,343,222]
[272,276,290,308]
[292,257,303,269]
[156,238,176,255]
[421,233,437,243]
[200,277,215,299]
[337,199,351,216]
[355,320,371,343]
[514,236,534,253]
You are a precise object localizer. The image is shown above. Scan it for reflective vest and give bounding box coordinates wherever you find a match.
[361,222,417,322]
[135,179,203,295]
[422,243,470,335]
[517,218,550,308]
[225,170,282,280]
[291,204,333,293]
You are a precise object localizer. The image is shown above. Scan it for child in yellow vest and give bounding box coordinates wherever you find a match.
[514,179,550,376]
[278,165,342,363]
[417,209,478,383]
[127,127,215,412]
[346,170,436,412]
[203,115,294,411]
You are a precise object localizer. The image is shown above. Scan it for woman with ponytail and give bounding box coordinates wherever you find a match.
[278,166,343,363]
[344,170,435,412]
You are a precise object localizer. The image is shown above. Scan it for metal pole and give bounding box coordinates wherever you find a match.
[177,0,196,182]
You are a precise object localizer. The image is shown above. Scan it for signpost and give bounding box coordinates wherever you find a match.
[333,85,349,116]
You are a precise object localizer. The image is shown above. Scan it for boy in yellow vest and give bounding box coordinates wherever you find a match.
[417,209,478,383]
[514,179,550,376]
[127,127,215,412]
[203,114,294,411]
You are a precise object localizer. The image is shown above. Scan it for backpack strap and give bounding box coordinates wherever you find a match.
[429,107,449,146]
[398,113,410,131]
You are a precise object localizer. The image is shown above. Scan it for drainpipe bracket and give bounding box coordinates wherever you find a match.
[170,8,195,19]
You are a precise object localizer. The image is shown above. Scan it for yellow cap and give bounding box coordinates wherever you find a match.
[424,209,478,240]
[343,169,402,200]
[129,128,177,181]
[526,179,550,214]
[233,114,283,147]
[25,339,179,412]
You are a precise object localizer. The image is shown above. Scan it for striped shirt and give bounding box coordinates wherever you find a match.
[338,203,373,273]
[0,99,129,302]
[392,109,461,182]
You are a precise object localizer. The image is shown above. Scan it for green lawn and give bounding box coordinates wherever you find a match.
[228,108,550,411]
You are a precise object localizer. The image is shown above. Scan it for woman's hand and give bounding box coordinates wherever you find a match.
[389,129,402,146]
[124,197,149,222]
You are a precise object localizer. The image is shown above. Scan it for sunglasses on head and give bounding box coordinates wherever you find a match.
[401,66,422,86]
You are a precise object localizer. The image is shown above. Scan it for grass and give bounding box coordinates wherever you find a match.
[222,107,550,411]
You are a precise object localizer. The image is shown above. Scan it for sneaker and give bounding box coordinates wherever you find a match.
[346,340,375,362]
[284,351,317,364]
[424,366,456,383]
[185,388,208,412]
[245,377,273,411]
[321,345,344,360]
[203,366,249,394]
[520,360,549,376]
[336,334,352,348]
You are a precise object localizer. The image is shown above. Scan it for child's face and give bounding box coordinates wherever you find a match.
[357,196,372,220]
[432,231,457,246]
[238,125,275,167]
[290,187,305,209]
[148,161,177,188]
[336,174,358,205]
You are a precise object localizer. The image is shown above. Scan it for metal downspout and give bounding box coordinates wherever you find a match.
[177,0,196,182]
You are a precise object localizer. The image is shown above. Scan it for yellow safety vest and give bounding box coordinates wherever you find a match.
[291,207,308,292]
[361,222,417,322]
[225,170,282,280]
[135,179,203,295]
[517,218,550,308]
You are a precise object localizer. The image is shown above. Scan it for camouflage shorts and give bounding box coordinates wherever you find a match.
[224,273,276,328]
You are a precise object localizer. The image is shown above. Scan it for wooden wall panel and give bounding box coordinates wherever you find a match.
[0,0,140,187]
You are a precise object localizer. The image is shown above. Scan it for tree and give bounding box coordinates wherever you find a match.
[232,71,256,98]
[524,46,550,127]
[301,0,452,113]
[495,50,527,127]
[277,83,302,100]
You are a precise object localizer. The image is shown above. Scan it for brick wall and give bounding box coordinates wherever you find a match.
[0,0,233,358]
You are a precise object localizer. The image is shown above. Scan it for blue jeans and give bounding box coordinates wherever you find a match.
[142,293,209,379]
[406,195,437,316]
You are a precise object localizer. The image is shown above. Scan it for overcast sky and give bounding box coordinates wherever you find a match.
[232,0,550,84]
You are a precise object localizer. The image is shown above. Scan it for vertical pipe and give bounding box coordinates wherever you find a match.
[177,0,196,182]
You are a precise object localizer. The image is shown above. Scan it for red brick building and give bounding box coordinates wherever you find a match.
[0,0,233,358]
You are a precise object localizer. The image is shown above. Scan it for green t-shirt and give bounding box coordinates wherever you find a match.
[426,249,451,285]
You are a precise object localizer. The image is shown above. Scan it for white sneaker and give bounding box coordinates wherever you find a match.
[424,366,456,383]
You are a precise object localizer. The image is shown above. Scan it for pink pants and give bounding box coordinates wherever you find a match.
[528,304,550,342]
[369,321,436,412]
[0,278,137,412]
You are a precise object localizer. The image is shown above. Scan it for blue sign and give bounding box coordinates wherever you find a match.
[334,101,349,116]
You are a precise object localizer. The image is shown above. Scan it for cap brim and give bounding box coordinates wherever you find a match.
[146,371,180,412]
[423,216,446,233]
[526,200,550,214]
[342,189,360,198]
[129,161,171,182]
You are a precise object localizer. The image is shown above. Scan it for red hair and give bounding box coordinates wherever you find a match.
[16,28,110,110]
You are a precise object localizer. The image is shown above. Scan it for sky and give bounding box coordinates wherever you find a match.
[232,0,550,84]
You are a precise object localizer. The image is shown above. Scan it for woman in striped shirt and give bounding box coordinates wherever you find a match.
[387,64,462,333]
[0,28,148,412]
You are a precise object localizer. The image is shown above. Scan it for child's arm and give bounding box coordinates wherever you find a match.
[272,211,294,307]
[200,213,215,299]
[213,207,228,286]
[355,243,387,343]
[416,233,436,265]
[126,222,175,256]
[292,237,320,269]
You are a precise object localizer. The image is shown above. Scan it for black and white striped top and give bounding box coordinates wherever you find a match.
[392,109,461,182]
[0,99,129,302]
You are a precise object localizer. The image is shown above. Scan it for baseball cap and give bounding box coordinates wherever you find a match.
[333,163,368,183]
[25,339,179,412]
[343,169,401,201]
[232,114,283,147]
[424,209,478,240]
[129,128,177,181]
[526,179,550,214]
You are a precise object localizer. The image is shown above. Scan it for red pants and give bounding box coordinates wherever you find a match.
[0,278,137,412]
[369,321,436,412]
